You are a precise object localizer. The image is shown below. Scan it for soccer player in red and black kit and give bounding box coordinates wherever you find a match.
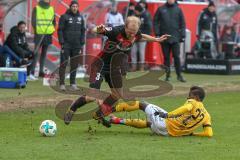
[64,16,170,127]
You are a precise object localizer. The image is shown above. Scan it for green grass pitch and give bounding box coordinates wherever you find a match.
[0,73,240,160]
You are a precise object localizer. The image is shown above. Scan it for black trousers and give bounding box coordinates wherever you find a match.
[31,44,49,75]
[23,50,34,76]
[161,42,181,77]
[59,47,81,85]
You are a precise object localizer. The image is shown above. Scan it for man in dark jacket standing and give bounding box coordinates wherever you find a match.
[153,0,186,82]
[31,0,56,79]
[58,1,85,91]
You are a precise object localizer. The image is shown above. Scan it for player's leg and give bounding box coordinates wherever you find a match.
[88,72,114,127]
[144,104,168,136]
[144,103,167,119]
[110,102,161,129]
[92,73,123,127]
[64,95,97,125]
[92,90,120,128]
[64,65,104,125]
[114,101,140,112]
[113,100,148,113]
[110,115,151,128]
[69,95,95,112]
[94,73,123,116]
[110,103,169,135]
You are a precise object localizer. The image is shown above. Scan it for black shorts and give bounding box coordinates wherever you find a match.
[89,69,123,89]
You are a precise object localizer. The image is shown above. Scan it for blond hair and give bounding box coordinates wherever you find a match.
[125,16,141,28]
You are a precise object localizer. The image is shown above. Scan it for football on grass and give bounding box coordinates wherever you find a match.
[39,120,57,137]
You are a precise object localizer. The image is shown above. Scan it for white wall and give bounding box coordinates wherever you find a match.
[4,1,28,35]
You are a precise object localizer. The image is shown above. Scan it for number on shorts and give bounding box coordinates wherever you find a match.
[95,73,101,81]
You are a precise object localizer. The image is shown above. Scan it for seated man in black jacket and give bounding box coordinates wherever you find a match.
[5,21,33,74]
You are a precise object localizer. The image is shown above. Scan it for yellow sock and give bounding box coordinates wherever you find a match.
[125,119,147,128]
[115,101,140,112]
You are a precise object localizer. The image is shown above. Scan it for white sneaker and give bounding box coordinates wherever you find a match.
[69,84,79,91]
[28,74,38,81]
[60,84,66,91]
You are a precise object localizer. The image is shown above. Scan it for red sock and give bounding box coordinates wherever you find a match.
[111,117,124,124]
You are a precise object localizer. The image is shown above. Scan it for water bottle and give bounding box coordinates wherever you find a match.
[43,69,49,86]
[5,56,11,67]
[35,63,40,77]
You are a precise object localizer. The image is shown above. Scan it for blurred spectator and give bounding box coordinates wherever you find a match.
[122,2,135,19]
[232,24,240,57]
[138,0,152,26]
[104,4,124,48]
[4,21,33,72]
[178,0,208,1]
[31,0,56,79]
[105,5,124,27]
[220,25,235,59]
[221,25,235,42]
[130,4,152,71]
[235,39,240,57]
[197,1,218,59]
[153,0,186,82]
[0,23,5,67]
[58,0,85,91]
[0,24,4,46]
[232,23,240,43]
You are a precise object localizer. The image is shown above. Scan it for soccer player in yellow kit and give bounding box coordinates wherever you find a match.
[110,86,213,137]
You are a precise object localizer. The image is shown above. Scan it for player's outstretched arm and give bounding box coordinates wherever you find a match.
[92,24,106,34]
[141,34,170,42]
[192,125,213,137]
[156,104,192,118]
[167,104,192,118]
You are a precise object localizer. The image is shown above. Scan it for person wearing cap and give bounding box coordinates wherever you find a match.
[122,2,135,19]
[130,4,152,71]
[31,0,56,80]
[58,0,86,91]
[197,1,218,59]
[138,0,152,24]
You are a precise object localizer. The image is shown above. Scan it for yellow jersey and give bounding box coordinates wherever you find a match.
[166,99,212,136]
